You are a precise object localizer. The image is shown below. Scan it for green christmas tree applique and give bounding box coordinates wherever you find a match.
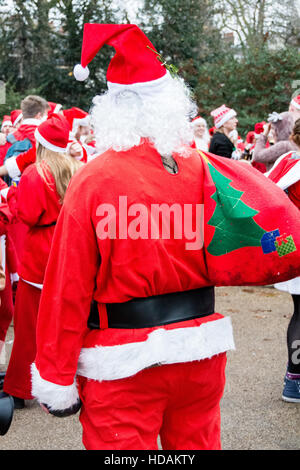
[206,162,266,256]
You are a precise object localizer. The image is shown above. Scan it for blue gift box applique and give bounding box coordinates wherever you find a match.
[261,229,280,254]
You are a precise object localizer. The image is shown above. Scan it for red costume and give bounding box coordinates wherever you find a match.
[31,24,300,450]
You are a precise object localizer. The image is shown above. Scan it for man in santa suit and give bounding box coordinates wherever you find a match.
[1,116,13,136]
[0,95,49,175]
[30,24,300,450]
[289,95,300,122]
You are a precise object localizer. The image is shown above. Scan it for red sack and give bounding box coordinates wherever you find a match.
[198,150,300,286]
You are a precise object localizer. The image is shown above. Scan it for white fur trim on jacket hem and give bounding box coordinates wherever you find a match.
[31,363,79,411]
[77,316,235,382]
[5,156,21,179]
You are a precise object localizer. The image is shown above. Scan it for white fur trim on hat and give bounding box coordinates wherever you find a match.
[31,363,80,411]
[13,113,23,126]
[215,109,237,128]
[35,128,67,153]
[1,120,12,130]
[106,71,172,98]
[291,98,300,110]
[5,156,21,179]
[77,316,235,382]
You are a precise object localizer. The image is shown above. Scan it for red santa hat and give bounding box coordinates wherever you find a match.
[290,95,300,110]
[73,23,170,96]
[48,102,63,116]
[191,116,207,127]
[246,131,255,144]
[34,113,70,153]
[254,121,266,138]
[62,107,90,134]
[210,105,237,128]
[10,109,23,127]
[1,115,12,130]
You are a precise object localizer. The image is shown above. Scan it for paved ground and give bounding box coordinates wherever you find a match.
[0,285,299,450]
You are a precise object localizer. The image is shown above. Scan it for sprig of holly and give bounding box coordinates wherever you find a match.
[147,46,179,78]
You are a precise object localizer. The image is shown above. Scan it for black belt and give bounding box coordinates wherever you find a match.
[88,287,215,329]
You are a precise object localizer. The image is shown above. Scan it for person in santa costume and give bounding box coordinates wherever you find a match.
[289,95,300,122]
[1,116,13,136]
[3,113,81,409]
[252,111,298,171]
[190,116,210,151]
[29,24,300,450]
[266,118,300,402]
[63,107,95,162]
[209,105,241,159]
[10,110,23,131]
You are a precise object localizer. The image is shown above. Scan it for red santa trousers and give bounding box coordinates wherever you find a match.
[78,352,227,450]
[4,280,41,399]
[0,264,13,342]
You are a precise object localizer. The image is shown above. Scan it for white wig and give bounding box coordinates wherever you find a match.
[89,76,197,157]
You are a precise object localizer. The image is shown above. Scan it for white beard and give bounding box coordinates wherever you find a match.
[89,76,197,157]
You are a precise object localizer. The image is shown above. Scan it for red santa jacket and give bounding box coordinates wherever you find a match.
[31,141,300,411]
[267,151,300,209]
[16,162,61,285]
[31,141,235,410]
[2,119,40,178]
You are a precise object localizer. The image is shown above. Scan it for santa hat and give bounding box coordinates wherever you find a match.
[246,131,255,144]
[34,113,70,153]
[210,105,237,128]
[62,107,90,134]
[1,115,12,130]
[73,23,170,96]
[254,121,266,139]
[10,109,23,127]
[48,102,63,116]
[290,95,300,110]
[191,116,207,127]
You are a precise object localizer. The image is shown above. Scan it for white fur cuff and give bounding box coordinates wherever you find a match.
[5,157,21,179]
[31,363,79,411]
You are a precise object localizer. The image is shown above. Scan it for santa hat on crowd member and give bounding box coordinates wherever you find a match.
[10,109,23,127]
[210,105,237,129]
[290,95,300,110]
[254,121,266,139]
[246,131,255,144]
[62,107,90,134]
[191,116,206,126]
[34,113,70,153]
[48,102,63,116]
[1,115,12,131]
[73,23,171,96]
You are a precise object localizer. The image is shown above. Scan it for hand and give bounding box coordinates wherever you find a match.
[0,134,6,146]
[263,123,272,137]
[41,399,82,418]
[68,142,82,158]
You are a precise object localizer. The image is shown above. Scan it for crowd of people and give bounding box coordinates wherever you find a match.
[0,22,299,450]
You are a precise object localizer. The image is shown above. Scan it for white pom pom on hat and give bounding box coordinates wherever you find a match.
[73,64,90,81]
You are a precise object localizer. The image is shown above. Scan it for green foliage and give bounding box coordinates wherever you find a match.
[0,0,299,136]
[194,47,300,137]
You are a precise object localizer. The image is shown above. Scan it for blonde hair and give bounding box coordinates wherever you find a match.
[35,144,82,202]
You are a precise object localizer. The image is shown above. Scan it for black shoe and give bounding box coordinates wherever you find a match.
[12,396,25,409]
[0,392,14,435]
[0,371,5,390]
